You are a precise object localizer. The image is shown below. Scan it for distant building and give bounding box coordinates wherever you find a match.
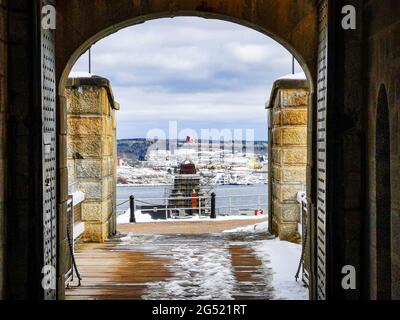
[169,161,206,216]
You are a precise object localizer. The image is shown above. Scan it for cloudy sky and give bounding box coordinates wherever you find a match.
[71,17,302,141]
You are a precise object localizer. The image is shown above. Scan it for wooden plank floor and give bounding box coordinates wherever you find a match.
[66,231,274,300]
[229,245,273,300]
[66,241,174,300]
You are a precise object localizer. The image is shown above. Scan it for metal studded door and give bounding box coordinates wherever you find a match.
[41,0,57,300]
[316,0,328,300]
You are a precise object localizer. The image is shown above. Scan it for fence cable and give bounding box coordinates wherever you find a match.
[295,203,308,283]
[116,199,130,207]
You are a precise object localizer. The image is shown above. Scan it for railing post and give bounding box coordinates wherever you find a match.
[199,196,202,217]
[130,195,136,223]
[165,198,168,220]
[211,193,216,219]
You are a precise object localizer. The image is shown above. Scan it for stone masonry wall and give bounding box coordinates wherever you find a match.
[269,80,308,241]
[66,78,118,242]
[0,0,6,299]
[365,1,400,299]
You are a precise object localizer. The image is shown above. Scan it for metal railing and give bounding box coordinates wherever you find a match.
[116,193,268,221]
[295,191,309,287]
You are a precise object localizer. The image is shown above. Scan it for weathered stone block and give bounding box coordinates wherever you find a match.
[76,159,102,179]
[282,149,307,164]
[67,160,76,183]
[273,202,300,222]
[79,182,103,200]
[68,137,102,158]
[281,109,308,125]
[66,88,104,115]
[102,136,114,156]
[103,158,113,176]
[272,148,307,165]
[280,89,309,107]
[82,222,106,242]
[68,116,103,136]
[273,165,306,182]
[273,110,281,126]
[81,202,103,221]
[277,223,299,241]
[81,199,112,222]
[274,127,307,146]
[274,182,303,202]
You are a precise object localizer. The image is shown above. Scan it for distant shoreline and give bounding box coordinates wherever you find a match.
[117,183,268,188]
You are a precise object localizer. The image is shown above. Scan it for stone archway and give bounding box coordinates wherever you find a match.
[56,0,318,88]
[55,0,319,299]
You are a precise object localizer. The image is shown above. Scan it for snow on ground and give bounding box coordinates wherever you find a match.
[145,245,235,300]
[254,238,308,300]
[117,209,154,223]
[121,234,236,300]
[118,218,308,300]
[223,221,268,234]
[224,222,309,300]
[117,208,266,224]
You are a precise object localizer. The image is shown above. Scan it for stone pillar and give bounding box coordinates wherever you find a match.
[268,76,308,241]
[0,0,7,299]
[66,77,119,242]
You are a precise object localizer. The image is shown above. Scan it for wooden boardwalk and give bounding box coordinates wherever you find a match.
[66,241,174,300]
[66,225,273,300]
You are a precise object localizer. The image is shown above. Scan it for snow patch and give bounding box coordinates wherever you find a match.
[117,208,266,224]
[117,209,154,223]
[223,221,309,300]
[121,234,236,300]
[277,72,307,81]
[254,237,308,300]
[223,221,268,234]
[68,71,95,78]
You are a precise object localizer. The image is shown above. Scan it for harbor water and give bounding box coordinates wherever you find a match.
[117,184,268,217]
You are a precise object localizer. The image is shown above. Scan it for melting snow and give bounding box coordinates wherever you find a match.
[254,238,308,300]
[224,221,309,300]
[121,234,236,300]
[119,221,308,300]
[223,221,268,234]
[117,209,266,224]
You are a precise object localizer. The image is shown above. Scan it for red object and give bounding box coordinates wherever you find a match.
[186,136,191,142]
[191,192,198,208]
[255,210,264,216]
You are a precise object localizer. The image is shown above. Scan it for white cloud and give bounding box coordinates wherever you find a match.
[71,17,303,139]
[113,85,271,123]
